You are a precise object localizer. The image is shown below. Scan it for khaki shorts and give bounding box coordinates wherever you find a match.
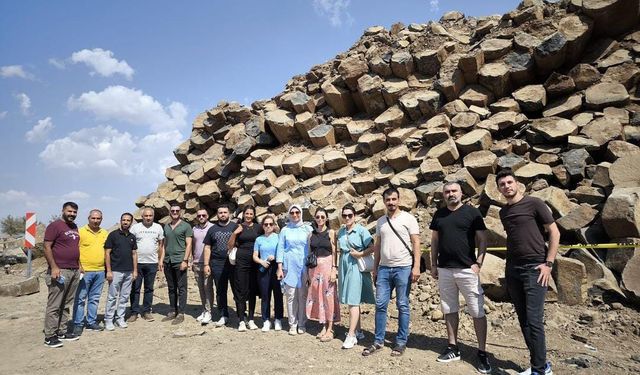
[438,267,485,318]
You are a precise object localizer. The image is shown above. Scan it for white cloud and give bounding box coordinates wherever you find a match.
[70,48,134,79]
[48,58,66,69]
[25,117,54,143]
[62,191,90,200]
[39,125,181,178]
[0,65,34,80]
[0,111,7,120]
[430,0,439,12]
[313,0,353,27]
[15,93,31,115]
[0,190,38,208]
[100,195,119,202]
[68,85,187,131]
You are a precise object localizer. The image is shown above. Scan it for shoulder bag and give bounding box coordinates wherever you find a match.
[386,216,426,273]
[346,226,375,273]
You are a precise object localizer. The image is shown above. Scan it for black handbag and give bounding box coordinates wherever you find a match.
[386,216,426,273]
[305,250,317,268]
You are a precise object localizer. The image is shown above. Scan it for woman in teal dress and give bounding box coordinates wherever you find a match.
[337,204,375,349]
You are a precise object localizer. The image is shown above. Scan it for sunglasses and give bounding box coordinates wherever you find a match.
[290,211,301,215]
[263,222,275,227]
[342,213,354,219]
[170,210,180,213]
[196,214,207,218]
[315,215,326,220]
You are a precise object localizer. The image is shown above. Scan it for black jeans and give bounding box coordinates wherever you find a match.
[211,258,235,318]
[163,261,187,314]
[506,263,547,373]
[257,261,283,321]
[233,249,258,322]
[130,263,158,315]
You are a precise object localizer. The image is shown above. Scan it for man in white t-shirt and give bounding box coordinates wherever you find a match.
[363,187,421,358]
[128,207,164,322]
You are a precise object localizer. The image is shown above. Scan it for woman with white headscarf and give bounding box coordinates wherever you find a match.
[276,204,312,335]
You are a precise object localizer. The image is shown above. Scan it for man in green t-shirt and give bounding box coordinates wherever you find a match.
[160,205,193,324]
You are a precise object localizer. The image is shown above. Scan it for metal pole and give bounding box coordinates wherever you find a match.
[26,248,32,278]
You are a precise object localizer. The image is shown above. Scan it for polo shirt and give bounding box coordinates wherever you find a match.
[104,229,137,272]
[163,221,193,264]
[78,225,108,271]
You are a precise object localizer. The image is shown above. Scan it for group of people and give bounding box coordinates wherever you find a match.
[42,168,558,375]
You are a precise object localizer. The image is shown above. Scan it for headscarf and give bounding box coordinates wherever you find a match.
[287,204,304,228]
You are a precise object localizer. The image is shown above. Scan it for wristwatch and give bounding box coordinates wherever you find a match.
[545,260,554,268]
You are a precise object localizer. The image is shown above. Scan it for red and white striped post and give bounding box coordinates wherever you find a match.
[24,212,36,277]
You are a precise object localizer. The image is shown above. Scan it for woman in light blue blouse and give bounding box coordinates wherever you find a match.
[337,204,375,349]
[276,204,312,335]
[253,214,283,332]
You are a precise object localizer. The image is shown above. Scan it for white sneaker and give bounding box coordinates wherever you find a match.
[288,324,298,336]
[356,330,365,340]
[519,362,553,375]
[196,311,205,322]
[342,334,358,349]
[297,326,306,335]
[201,312,212,324]
[274,319,282,331]
[105,321,115,331]
[262,320,271,332]
[116,319,128,329]
[238,321,247,332]
[215,316,227,327]
[248,320,259,330]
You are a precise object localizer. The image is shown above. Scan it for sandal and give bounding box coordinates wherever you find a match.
[362,343,384,356]
[390,345,406,357]
[316,328,327,339]
[319,330,334,342]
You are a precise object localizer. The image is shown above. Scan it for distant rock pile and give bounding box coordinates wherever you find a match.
[136,0,640,305]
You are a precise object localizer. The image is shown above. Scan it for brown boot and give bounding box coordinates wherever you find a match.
[162,312,177,322]
[172,313,185,325]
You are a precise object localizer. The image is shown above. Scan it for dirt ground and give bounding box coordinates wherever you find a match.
[1,258,639,375]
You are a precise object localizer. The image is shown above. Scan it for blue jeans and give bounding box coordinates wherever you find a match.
[374,265,412,347]
[73,271,105,326]
[130,263,158,315]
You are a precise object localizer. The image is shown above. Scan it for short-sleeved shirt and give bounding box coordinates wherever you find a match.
[376,211,420,267]
[203,221,238,262]
[499,195,555,265]
[44,220,80,269]
[78,225,108,271]
[163,221,193,264]
[429,205,487,269]
[192,222,214,264]
[130,222,164,264]
[254,233,279,272]
[104,229,137,272]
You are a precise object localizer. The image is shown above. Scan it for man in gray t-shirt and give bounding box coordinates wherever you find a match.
[128,208,164,321]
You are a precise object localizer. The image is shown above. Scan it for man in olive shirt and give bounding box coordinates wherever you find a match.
[161,205,193,325]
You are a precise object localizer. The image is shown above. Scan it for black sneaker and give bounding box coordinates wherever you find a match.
[477,351,492,374]
[57,331,80,341]
[73,325,83,336]
[44,335,63,348]
[85,323,104,332]
[437,345,461,363]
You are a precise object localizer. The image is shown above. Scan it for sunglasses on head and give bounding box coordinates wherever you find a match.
[342,213,354,219]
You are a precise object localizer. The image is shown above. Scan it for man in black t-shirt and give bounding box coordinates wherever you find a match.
[104,213,138,331]
[430,182,490,374]
[497,169,559,375]
[203,204,238,327]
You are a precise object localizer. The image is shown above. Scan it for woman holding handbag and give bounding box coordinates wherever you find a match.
[277,204,312,335]
[305,208,340,342]
[253,214,284,332]
[336,204,375,349]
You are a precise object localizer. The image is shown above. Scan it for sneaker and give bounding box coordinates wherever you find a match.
[238,321,247,332]
[262,320,271,332]
[297,326,306,335]
[172,313,185,325]
[248,320,259,330]
[342,334,358,349]
[519,362,553,375]
[162,312,177,322]
[85,323,104,332]
[201,312,212,324]
[127,314,138,323]
[196,311,205,322]
[215,316,227,327]
[73,324,84,336]
[288,324,298,336]
[355,330,365,340]
[142,312,155,322]
[437,345,461,363]
[274,319,283,331]
[44,335,63,348]
[57,332,80,341]
[105,321,115,331]
[115,319,128,329]
[477,351,492,374]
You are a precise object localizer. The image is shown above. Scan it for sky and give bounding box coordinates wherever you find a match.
[0,0,520,228]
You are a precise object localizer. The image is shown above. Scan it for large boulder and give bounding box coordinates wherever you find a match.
[609,154,640,188]
[602,188,640,238]
[0,276,40,297]
[479,253,508,301]
[552,256,587,305]
[582,0,640,37]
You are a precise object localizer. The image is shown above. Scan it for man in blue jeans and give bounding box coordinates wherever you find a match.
[497,169,559,375]
[363,187,421,357]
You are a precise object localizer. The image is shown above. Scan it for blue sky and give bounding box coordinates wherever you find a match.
[0,0,519,227]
